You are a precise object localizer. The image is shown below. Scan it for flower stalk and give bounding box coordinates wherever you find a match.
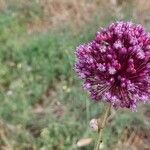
[94,104,111,150]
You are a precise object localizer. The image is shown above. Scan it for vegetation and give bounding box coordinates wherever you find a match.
[0,0,149,149]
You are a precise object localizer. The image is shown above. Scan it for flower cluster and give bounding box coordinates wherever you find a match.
[75,21,150,109]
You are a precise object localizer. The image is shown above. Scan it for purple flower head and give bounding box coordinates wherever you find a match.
[75,21,150,109]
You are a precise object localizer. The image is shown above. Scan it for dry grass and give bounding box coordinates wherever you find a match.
[114,127,150,150]
[27,0,114,33]
[25,0,150,33]
[133,0,150,29]
[1,0,150,33]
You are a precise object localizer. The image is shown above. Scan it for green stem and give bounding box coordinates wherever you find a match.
[94,104,111,150]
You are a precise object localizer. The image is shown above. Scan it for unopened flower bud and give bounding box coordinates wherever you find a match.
[89,119,98,132]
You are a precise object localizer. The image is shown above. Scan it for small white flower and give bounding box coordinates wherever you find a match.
[97,64,106,72]
[100,45,106,53]
[108,67,116,75]
[114,40,122,49]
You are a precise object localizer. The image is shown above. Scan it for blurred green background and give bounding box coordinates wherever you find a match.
[0,0,150,150]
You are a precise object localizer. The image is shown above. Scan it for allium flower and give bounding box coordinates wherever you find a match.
[75,21,150,109]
